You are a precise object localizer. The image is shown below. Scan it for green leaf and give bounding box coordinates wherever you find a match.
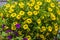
[57,34,60,39]
[2,32,7,36]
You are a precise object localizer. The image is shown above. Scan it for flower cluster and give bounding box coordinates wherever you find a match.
[0,0,60,40]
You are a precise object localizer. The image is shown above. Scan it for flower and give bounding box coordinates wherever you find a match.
[2,24,5,29]
[27,0,35,7]
[14,2,18,5]
[27,3,34,7]
[19,11,25,16]
[40,34,44,38]
[13,31,19,36]
[52,31,57,35]
[40,26,46,32]
[54,26,58,31]
[50,13,56,20]
[34,5,40,10]
[5,4,10,8]
[6,14,10,17]
[13,22,18,25]
[58,2,60,4]
[23,24,28,30]
[48,26,52,32]
[11,25,16,30]
[10,4,15,8]
[4,26,9,29]
[30,0,35,3]
[37,1,42,6]
[37,19,41,24]
[46,32,50,36]
[57,10,60,15]
[26,18,32,24]
[15,24,21,29]
[0,0,59,40]
[0,13,3,17]
[18,31,22,35]
[50,3,55,8]
[33,11,39,15]
[45,0,51,3]
[11,13,16,17]
[27,11,33,16]
[19,2,24,8]
[16,15,21,19]
[5,29,11,33]
[8,9,14,13]
[26,35,31,40]
[7,35,12,39]
[23,17,27,20]
[23,38,28,40]
[48,7,52,12]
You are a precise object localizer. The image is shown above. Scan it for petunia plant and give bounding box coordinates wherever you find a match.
[0,0,60,40]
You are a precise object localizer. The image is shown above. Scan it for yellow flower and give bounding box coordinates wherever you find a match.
[18,31,22,35]
[52,31,57,35]
[58,2,60,4]
[40,26,46,32]
[30,0,35,2]
[27,3,34,7]
[33,11,39,15]
[46,32,50,36]
[16,15,21,20]
[26,18,32,24]
[34,5,40,10]
[45,0,51,3]
[13,22,18,25]
[4,26,9,29]
[19,11,25,16]
[50,3,55,8]
[14,2,18,5]
[26,35,31,40]
[42,38,46,40]
[37,1,42,6]
[23,24,28,30]
[0,13,3,17]
[6,14,10,17]
[11,13,16,17]
[8,9,14,13]
[37,19,41,24]
[40,34,44,38]
[57,10,60,15]
[48,26,52,32]
[41,16,44,19]
[11,26,16,30]
[27,2,31,6]
[27,11,33,16]
[50,13,56,20]
[27,0,35,7]
[23,17,27,20]
[19,2,24,8]
[54,23,58,27]
[10,5,15,8]
[5,4,10,8]
[36,33,39,37]
[55,26,58,31]
[48,7,52,12]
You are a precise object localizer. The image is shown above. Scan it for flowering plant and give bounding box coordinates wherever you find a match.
[0,0,60,40]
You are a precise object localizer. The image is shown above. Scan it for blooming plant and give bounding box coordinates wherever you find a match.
[0,0,60,40]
